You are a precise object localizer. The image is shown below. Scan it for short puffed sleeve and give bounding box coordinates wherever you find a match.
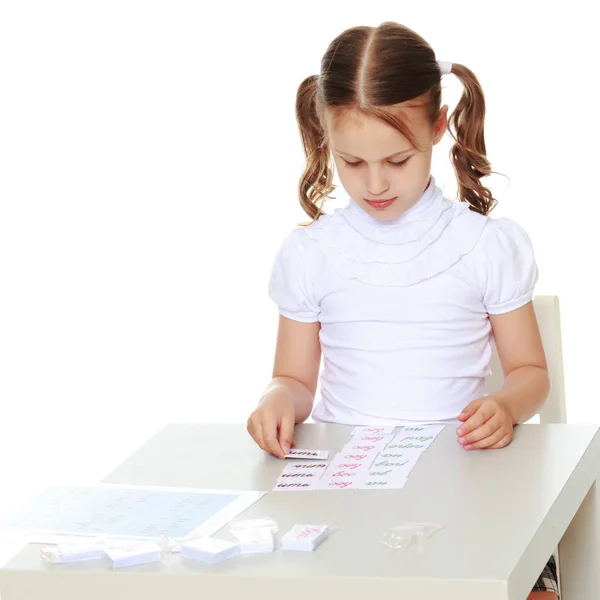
[268,228,321,322]
[476,217,539,314]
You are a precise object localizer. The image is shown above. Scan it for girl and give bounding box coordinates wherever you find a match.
[246,21,557,599]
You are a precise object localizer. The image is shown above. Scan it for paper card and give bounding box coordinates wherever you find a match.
[341,438,390,454]
[335,450,374,461]
[318,466,372,487]
[326,453,374,472]
[350,434,395,445]
[352,426,396,435]
[386,427,443,451]
[357,474,407,490]
[313,477,363,490]
[285,449,329,460]
[277,470,323,483]
[272,481,315,492]
[377,450,423,461]
[341,442,383,454]
[368,457,418,479]
[282,462,329,474]
[401,424,446,435]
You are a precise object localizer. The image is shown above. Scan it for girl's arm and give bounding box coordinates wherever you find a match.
[247,315,321,458]
[265,314,322,423]
[457,301,550,450]
[490,301,550,424]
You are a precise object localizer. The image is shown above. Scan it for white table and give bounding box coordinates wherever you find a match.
[1,423,599,600]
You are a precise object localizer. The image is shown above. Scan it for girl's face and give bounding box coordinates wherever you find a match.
[325,103,447,221]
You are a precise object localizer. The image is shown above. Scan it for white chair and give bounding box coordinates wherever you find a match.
[484,295,567,424]
[485,295,566,596]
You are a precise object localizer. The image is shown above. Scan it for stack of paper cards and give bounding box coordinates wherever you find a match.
[229,517,277,554]
[105,541,163,568]
[40,536,111,564]
[235,529,275,554]
[281,524,329,551]
[180,537,239,564]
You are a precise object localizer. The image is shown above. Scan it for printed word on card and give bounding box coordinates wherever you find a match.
[352,426,396,435]
[285,448,329,460]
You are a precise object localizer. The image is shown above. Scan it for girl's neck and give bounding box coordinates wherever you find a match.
[348,175,436,226]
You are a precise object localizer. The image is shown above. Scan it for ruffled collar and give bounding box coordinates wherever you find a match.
[342,176,454,245]
[303,176,488,287]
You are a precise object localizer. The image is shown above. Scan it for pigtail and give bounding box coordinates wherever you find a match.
[446,63,497,215]
[295,75,335,223]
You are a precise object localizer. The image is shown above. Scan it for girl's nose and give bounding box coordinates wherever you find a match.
[366,169,390,197]
[367,174,390,199]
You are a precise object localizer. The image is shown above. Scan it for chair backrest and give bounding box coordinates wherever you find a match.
[484,295,566,424]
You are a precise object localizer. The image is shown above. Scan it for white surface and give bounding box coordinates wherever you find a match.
[1,423,599,600]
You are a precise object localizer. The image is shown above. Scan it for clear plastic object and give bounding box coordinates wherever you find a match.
[381,522,444,549]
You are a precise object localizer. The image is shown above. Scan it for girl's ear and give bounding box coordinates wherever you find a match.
[432,105,449,145]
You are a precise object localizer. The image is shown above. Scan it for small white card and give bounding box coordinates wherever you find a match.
[282,461,329,473]
[368,457,418,479]
[387,428,442,451]
[357,473,408,490]
[352,426,396,435]
[285,449,329,460]
[272,481,315,492]
[326,453,374,471]
[317,465,372,489]
[341,440,387,455]
[313,477,363,490]
[277,470,324,483]
[350,433,395,445]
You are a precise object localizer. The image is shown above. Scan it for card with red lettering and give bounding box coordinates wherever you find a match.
[316,465,371,489]
[352,426,396,435]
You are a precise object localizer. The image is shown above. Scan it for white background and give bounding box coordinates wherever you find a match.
[0,0,597,565]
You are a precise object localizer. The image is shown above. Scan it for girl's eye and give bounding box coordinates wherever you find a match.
[343,158,410,168]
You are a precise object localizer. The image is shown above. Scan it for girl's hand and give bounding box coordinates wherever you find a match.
[456,396,514,450]
[246,391,296,459]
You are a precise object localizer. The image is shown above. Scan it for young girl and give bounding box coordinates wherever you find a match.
[246,21,557,600]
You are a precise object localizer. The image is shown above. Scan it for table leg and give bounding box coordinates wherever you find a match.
[558,479,600,599]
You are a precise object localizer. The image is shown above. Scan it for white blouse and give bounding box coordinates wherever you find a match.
[268,176,538,426]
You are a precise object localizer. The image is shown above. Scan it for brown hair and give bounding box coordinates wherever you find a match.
[295,21,497,222]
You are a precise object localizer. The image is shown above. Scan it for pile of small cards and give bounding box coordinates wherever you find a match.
[281,524,329,551]
[40,520,332,568]
[273,425,445,491]
[228,516,277,554]
[180,537,239,564]
[40,537,165,568]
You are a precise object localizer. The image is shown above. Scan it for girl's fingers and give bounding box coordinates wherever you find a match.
[457,404,493,437]
[248,418,265,452]
[458,415,501,445]
[278,414,296,455]
[463,426,507,450]
[488,433,512,450]
[259,412,286,458]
